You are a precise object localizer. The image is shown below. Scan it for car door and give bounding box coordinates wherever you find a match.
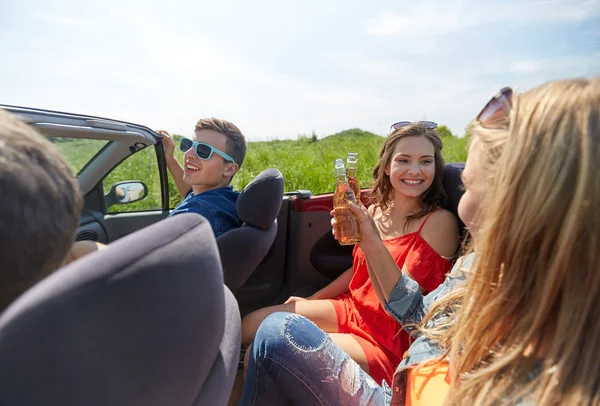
[2,105,171,244]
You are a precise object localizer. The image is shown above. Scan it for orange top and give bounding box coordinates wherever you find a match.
[405,361,451,406]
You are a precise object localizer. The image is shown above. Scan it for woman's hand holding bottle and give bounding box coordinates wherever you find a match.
[330,202,381,250]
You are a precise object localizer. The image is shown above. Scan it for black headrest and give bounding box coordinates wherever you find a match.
[237,168,284,230]
[0,214,227,405]
[442,162,466,234]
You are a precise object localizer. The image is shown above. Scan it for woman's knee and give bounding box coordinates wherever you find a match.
[242,304,295,346]
[253,312,330,360]
[252,312,294,352]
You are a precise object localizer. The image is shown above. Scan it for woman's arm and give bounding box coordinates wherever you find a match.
[360,205,390,308]
[355,205,458,300]
[385,254,472,333]
[284,266,353,303]
[310,266,353,300]
[340,203,459,330]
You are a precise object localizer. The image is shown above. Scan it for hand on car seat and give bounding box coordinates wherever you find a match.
[284,296,309,304]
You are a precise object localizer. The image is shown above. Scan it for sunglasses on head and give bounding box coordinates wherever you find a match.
[390,120,438,134]
[477,87,513,129]
[179,137,236,164]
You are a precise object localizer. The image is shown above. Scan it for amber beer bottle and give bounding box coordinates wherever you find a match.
[333,158,363,245]
[346,152,360,200]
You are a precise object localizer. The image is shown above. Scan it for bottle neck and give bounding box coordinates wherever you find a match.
[335,172,347,184]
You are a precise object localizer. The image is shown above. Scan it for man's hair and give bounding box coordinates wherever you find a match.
[195,118,247,168]
[0,109,83,310]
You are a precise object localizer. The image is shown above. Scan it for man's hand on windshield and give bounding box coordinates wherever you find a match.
[157,129,176,160]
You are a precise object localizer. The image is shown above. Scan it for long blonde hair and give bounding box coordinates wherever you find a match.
[425,77,600,405]
[417,119,509,350]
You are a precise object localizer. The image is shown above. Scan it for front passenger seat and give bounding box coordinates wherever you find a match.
[0,213,240,406]
[217,168,284,295]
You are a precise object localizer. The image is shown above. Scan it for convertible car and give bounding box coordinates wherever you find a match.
[0,104,465,405]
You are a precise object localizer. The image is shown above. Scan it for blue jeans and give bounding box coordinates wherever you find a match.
[238,312,392,406]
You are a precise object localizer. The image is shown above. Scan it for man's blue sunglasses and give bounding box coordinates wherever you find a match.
[179,137,236,164]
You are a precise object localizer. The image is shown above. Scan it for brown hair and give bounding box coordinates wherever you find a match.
[0,109,83,310]
[370,123,446,229]
[195,117,247,168]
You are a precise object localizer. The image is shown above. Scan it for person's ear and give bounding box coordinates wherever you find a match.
[224,163,239,178]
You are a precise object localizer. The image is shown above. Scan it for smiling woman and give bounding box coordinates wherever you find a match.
[240,122,460,392]
[371,124,446,232]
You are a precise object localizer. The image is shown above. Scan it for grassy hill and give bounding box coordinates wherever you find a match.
[54,129,469,212]
[229,128,468,196]
[231,129,387,196]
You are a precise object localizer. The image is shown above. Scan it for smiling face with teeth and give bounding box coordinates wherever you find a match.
[182,129,239,195]
[385,135,436,199]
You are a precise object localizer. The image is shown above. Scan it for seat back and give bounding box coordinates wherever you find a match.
[0,213,241,406]
[217,168,284,295]
[441,162,466,237]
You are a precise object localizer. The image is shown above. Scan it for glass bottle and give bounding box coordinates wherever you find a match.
[333,158,363,245]
[346,152,360,201]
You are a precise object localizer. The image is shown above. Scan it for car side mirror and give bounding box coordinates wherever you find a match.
[105,181,149,209]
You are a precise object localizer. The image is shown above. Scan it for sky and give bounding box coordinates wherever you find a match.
[1,0,599,141]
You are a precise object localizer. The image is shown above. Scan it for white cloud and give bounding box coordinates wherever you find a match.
[17,17,397,140]
[508,53,600,74]
[508,60,545,74]
[366,0,600,38]
[366,2,465,38]
[2,0,598,141]
[33,13,87,28]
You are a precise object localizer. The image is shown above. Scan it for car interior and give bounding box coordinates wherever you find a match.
[0,105,467,404]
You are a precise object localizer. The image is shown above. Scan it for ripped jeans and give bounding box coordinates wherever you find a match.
[238,312,393,406]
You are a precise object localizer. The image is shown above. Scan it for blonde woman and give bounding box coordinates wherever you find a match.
[237,76,600,406]
[429,77,600,405]
[241,123,459,386]
[387,77,600,405]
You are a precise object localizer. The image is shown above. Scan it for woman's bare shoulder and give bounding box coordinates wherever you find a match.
[420,208,460,258]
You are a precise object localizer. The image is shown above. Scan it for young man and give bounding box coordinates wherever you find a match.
[67,118,246,264]
[159,117,246,237]
[0,108,83,311]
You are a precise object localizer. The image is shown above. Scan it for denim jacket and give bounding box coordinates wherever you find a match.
[168,185,241,237]
[384,253,474,405]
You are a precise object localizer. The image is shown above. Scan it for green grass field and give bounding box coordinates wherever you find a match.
[230,129,468,193]
[52,129,469,212]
